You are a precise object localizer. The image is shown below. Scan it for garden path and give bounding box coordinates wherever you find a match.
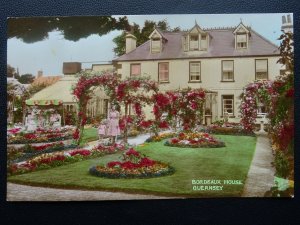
[242,131,275,197]
[6,183,174,201]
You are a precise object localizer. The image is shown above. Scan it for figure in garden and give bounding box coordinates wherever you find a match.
[107,105,120,144]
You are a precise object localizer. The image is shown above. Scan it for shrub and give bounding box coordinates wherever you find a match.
[275,151,290,178]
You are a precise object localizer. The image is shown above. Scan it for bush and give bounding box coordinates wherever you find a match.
[275,151,290,178]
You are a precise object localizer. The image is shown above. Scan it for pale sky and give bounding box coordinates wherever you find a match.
[7,13,292,76]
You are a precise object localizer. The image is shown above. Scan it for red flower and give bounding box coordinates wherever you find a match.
[125,148,140,157]
[24,133,37,140]
[69,149,91,156]
[286,88,294,98]
[107,161,122,168]
[158,121,169,129]
[139,157,155,167]
[171,138,179,144]
[73,129,80,140]
[140,120,153,128]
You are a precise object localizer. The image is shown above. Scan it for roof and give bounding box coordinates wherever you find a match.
[28,75,78,103]
[32,76,62,86]
[114,28,279,62]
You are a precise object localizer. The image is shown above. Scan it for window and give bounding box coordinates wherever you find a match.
[255,59,268,80]
[222,95,234,116]
[236,34,247,49]
[130,64,141,76]
[151,38,161,53]
[183,36,188,51]
[189,62,201,82]
[158,62,169,82]
[222,60,234,81]
[190,34,199,50]
[201,34,207,50]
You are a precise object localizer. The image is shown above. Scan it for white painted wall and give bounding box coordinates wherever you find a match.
[117,56,282,121]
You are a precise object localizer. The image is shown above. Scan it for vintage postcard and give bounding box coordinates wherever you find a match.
[6,13,294,201]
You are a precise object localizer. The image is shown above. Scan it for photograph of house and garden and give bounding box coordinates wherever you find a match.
[6,13,294,200]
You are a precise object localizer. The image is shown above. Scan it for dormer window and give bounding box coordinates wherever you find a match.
[190,34,199,50]
[151,37,161,53]
[233,22,250,50]
[201,34,207,50]
[149,29,167,54]
[236,34,247,48]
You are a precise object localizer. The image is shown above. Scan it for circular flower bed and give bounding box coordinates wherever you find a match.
[165,132,225,148]
[89,148,174,178]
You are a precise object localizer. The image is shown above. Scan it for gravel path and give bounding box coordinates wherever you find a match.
[242,131,275,197]
[6,183,175,201]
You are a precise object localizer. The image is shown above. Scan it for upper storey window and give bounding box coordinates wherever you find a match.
[149,29,167,54]
[190,34,199,50]
[151,37,161,53]
[233,22,250,50]
[236,34,247,48]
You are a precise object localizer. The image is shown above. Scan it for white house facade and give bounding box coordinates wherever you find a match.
[113,22,284,123]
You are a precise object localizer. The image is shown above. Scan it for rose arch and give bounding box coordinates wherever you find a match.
[72,72,159,145]
[240,80,275,132]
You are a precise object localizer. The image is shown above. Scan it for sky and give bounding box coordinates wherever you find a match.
[7,13,292,76]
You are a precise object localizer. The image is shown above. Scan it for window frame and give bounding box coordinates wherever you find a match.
[221,60,234,82]
[189,61,201,83]
[130,63,141,77]
[222,95,234,117]
[236,33,248,49]
[189,34,199,51]
[151,37,161,53]
[255,59,268,80]
[158,62,169,83]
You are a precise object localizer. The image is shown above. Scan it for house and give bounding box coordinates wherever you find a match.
[112,20,287,123]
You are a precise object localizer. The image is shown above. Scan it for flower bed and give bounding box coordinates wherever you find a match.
[89,148,174,179]
[145,132,176,142]
[206,124,255,136]
[7,143,126,176]
[165,132,225,148]
[7,142,78,163]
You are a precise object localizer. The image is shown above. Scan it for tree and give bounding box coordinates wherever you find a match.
[18,74,35,84]
[7,64,20,79]
[8,16,130,43]
[113,19,181,56]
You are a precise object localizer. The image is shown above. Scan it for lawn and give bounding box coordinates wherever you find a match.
[8,135,257,197]
[81,127,98,143]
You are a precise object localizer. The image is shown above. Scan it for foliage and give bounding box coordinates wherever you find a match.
[8,16,130,43]
[274,151,290,178]
[152,88,206,133]
[18,74,35,84]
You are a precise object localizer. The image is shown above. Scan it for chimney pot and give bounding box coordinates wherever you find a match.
[125,33,137,54]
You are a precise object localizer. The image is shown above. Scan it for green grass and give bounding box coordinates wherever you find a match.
[8,135,257,197]
[81,127,98,143]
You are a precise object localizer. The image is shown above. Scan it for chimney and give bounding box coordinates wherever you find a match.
[63,62,82,75]
[37,70,43,78]
[281,14,293,33]
[125,33,137,54]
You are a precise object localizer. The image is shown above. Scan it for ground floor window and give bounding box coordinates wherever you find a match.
[222,95,234,116]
